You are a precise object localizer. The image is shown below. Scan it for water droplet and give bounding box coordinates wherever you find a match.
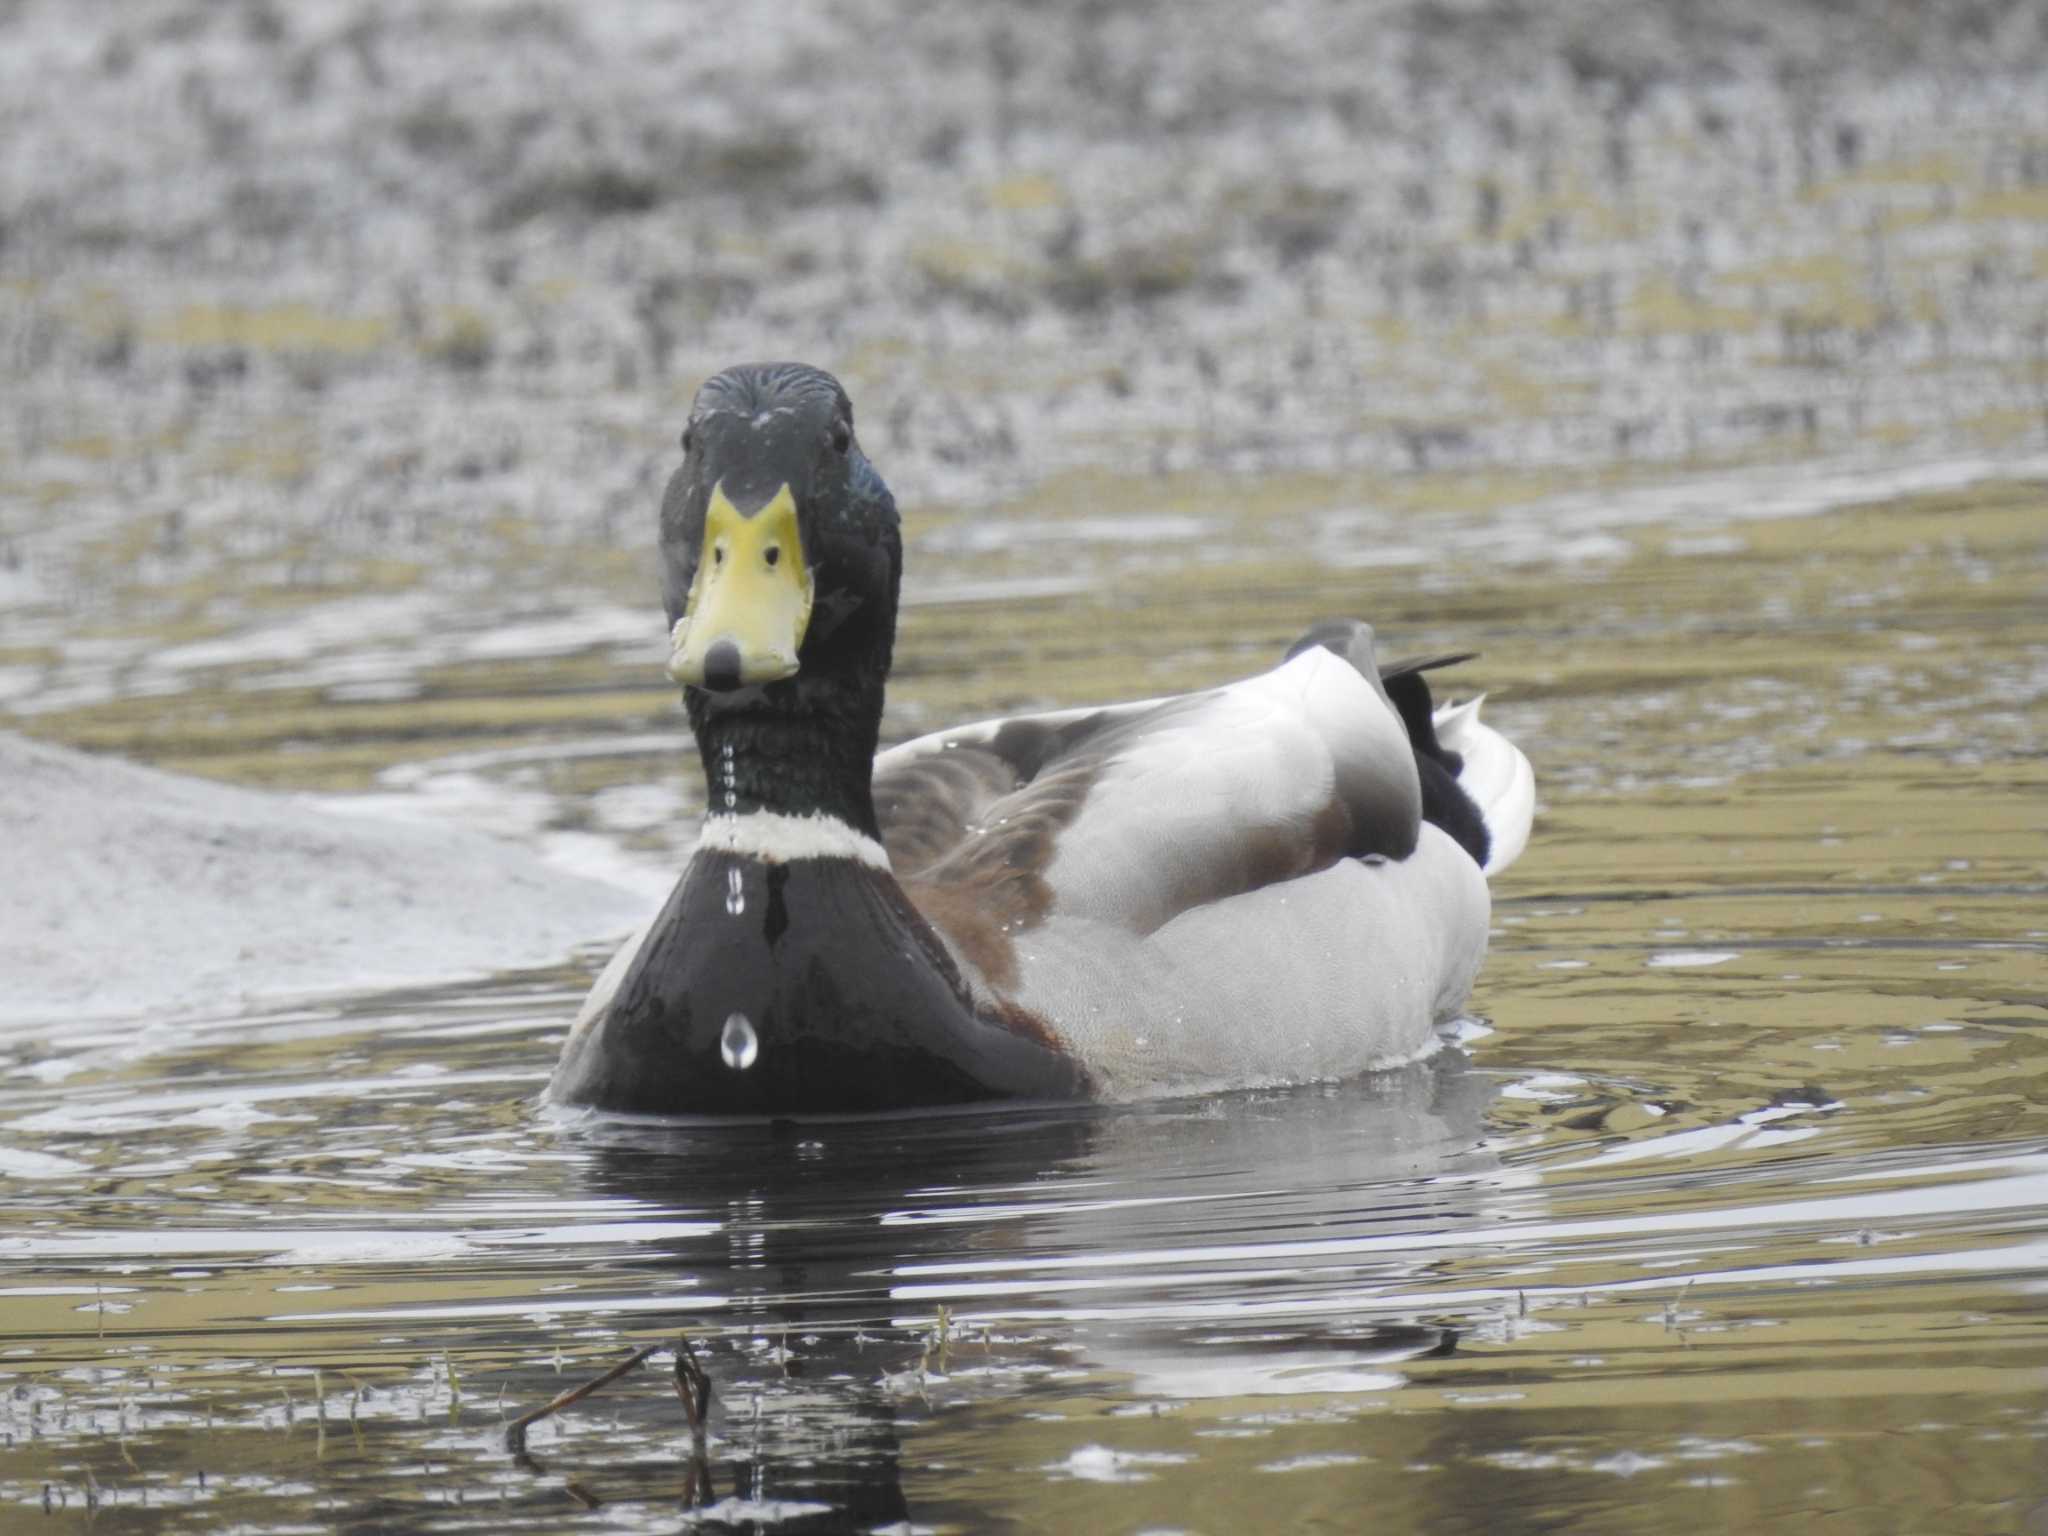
[720,1012,759,1070]
[725,866,746,916]
[717,740,739,809]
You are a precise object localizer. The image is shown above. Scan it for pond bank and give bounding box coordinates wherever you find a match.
[0,732,647,1026]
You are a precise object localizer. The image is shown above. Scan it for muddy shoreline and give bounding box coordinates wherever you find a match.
[6,1,2045,628]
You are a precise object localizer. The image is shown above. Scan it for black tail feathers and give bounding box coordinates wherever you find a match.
[1289,623,1492,869]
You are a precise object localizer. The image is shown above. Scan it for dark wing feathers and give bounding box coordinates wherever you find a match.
[1302,617,1490,868]
[873,746,1025,876]
[1377,653,1489,869]
[1377,650,1478,681]
[874,634,1494,983]
[874,708,1128,877]
[877,709,1140,987]
[876,681,1368,946]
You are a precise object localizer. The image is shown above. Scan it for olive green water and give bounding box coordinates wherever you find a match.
[3,472,2044,1534]
[6,2,2048,1531]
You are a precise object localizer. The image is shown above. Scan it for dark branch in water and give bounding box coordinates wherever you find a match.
[674,1336,717,1509]
[672,1335,713,1441]
[503,1341,662,1455]
[505,1335,719,1507]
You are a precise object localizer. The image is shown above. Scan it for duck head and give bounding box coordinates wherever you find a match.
[660,363,902,835]
[662,362,899,692]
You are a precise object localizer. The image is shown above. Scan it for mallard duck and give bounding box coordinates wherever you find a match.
[549,363,1534,1115]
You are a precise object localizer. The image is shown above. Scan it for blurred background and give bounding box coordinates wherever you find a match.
[4,0,2045,818]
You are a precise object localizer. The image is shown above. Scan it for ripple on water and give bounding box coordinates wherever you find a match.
[0,924,2045,1532]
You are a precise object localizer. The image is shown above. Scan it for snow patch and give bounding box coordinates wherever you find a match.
[0,733,652,1029]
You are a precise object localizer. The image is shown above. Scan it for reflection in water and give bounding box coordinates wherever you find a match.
[1,856,2046,1533]
[7,950,2025,1536]
[547,1056,1495,1526]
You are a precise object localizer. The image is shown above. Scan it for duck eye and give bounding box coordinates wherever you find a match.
[764,545,781,568]
[681,425,696,455]
[829,422,851,456]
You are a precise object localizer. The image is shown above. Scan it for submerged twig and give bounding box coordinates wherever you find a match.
[674,1336,718,1510]
[507,1333,719,1511]
[504,1343,661,1455]
[1663,1277,1695,1329]
[682,1453,716,1510]
[672,1336,713,1443]
[117,1406,139,1474]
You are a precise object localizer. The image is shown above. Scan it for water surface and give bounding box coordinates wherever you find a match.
[4,466,2046,1533]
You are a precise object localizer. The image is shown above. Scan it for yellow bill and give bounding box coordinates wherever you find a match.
[668,482,813,688]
